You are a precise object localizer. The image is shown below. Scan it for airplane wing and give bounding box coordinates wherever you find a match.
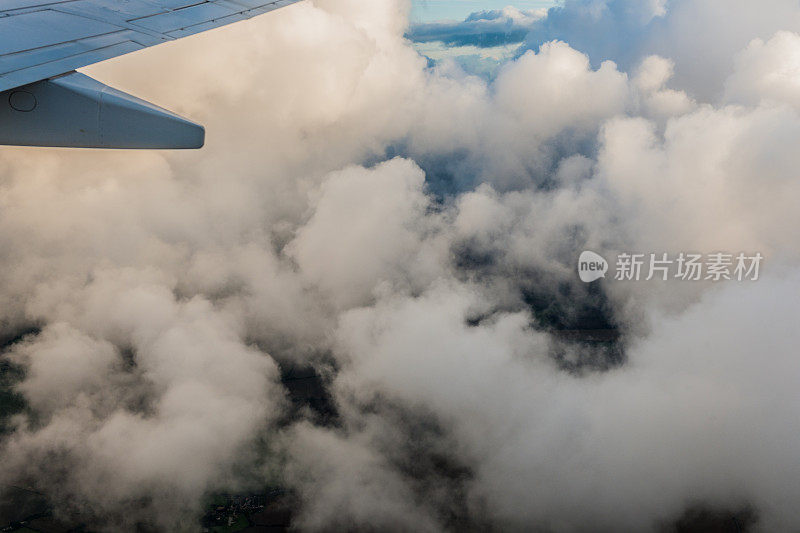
[0,0,302,149]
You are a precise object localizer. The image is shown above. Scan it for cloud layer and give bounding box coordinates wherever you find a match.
[2,0,800,531]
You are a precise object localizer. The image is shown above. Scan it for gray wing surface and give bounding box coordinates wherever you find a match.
[0,0,302,93]
[0,0,302,148]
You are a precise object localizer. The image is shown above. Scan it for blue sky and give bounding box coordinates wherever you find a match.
[411,0,558,22]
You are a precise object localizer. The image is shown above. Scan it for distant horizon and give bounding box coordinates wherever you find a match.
[411,0,558,22]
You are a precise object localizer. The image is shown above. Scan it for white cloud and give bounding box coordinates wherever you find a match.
[725,31,800,109]
[2,0,800,530]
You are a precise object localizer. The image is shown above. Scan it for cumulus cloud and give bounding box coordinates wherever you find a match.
[1,0,800,531]
[2,271,285,529]
[724,31,800,109]
[521,0,800,100]
[323,275,800,531]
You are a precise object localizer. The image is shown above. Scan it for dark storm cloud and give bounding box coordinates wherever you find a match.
[407,6,545,47]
